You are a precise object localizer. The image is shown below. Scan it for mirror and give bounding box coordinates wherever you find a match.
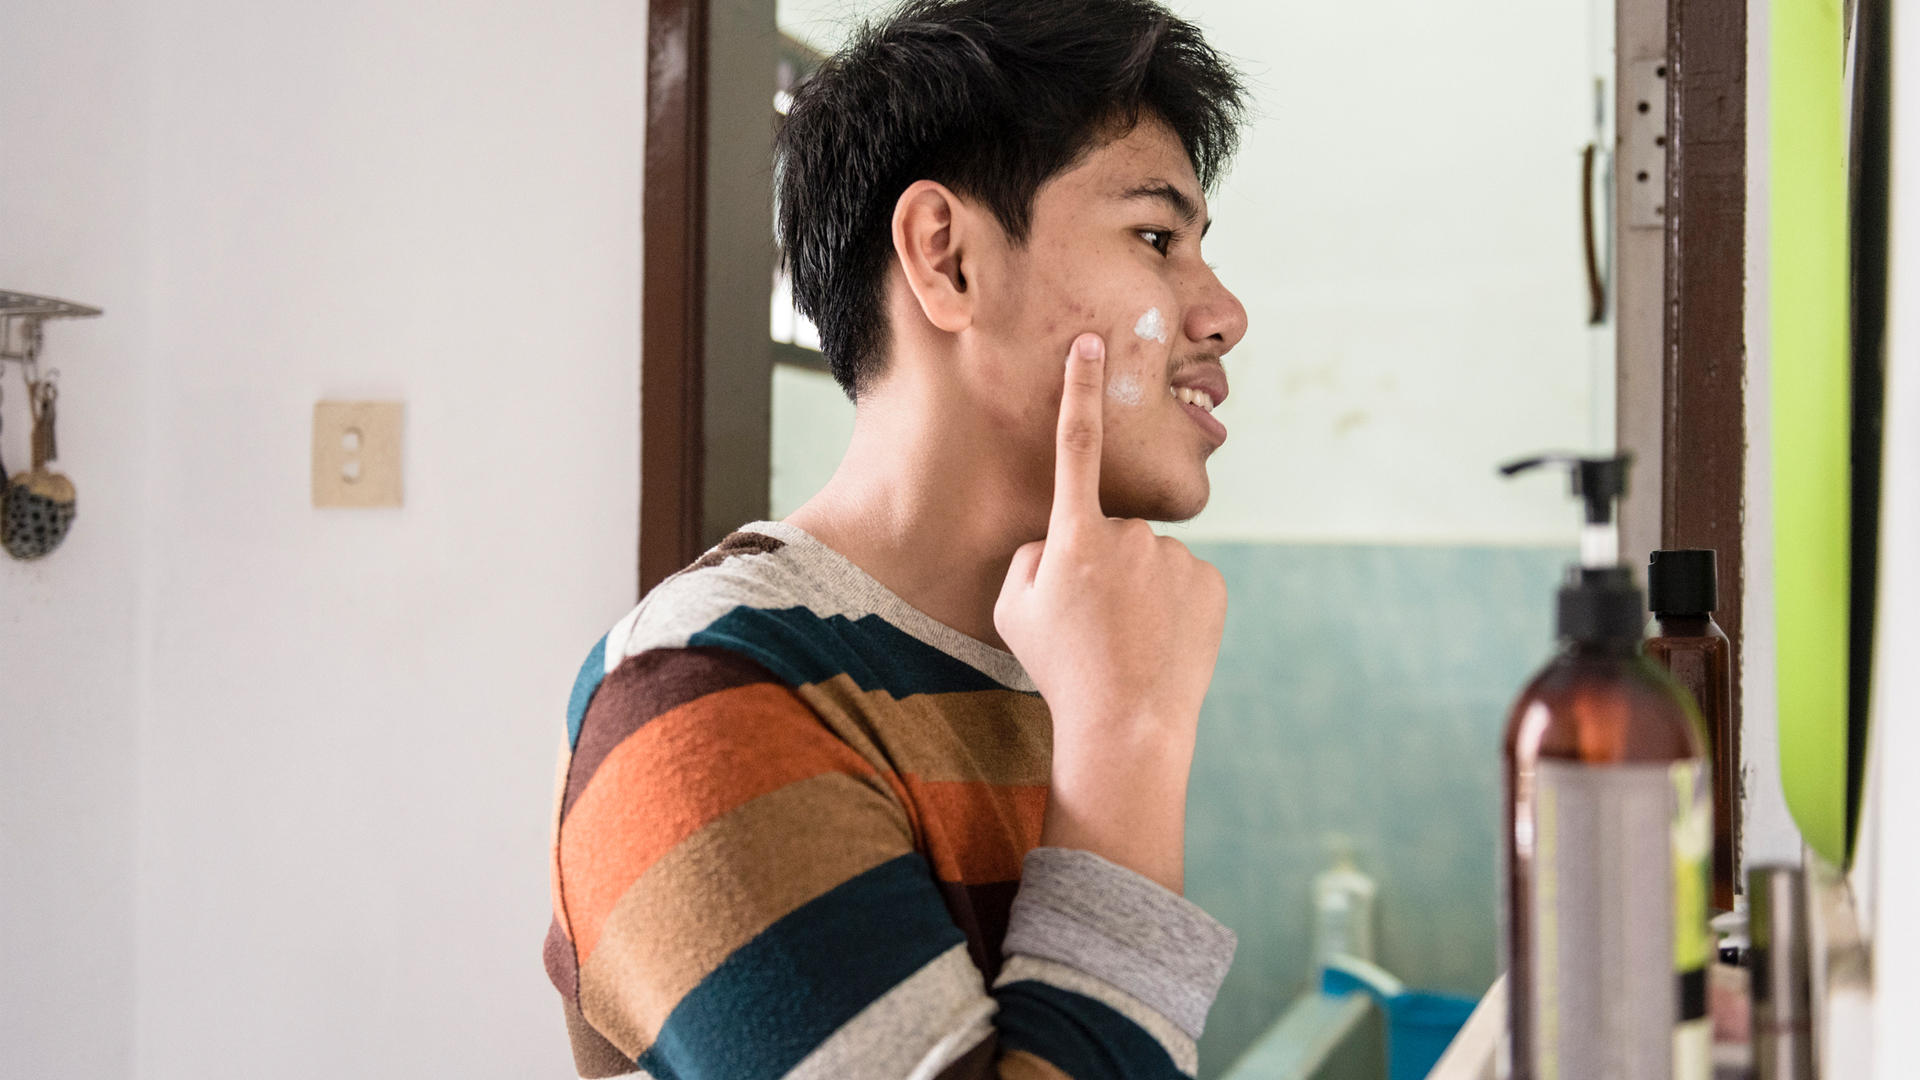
[767,1,1617,1071]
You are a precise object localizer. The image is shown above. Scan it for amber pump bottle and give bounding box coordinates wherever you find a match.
[1644,549,1737,912]
[1498,455,1712,1080]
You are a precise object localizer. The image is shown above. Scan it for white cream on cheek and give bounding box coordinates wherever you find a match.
[1133,306,1169,344]
[1106,373,1144,406]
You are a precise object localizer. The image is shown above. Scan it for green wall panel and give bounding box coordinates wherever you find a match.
[1770,0,1850,865]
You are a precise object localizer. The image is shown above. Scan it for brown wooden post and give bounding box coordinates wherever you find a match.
[1664,0,1746,908]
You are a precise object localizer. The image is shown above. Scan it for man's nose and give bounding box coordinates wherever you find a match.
[1183,267,1248,353]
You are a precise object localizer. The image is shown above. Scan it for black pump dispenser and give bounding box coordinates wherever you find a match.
[1500,453,1642,645]
[1556,567,1644,646]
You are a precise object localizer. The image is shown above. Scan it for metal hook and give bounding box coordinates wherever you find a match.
[0,292,102,379]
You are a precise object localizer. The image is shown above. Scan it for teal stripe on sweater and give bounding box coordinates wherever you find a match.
[637,853,967,1080]
[689,606,1022,697]
[996,980,1187,1080]
[566,634,609,749]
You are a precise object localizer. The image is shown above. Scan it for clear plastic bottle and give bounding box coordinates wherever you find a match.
[1312,838,1377,971]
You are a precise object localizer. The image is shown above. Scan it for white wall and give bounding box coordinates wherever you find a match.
[2,2,643,1076]
[0,2,150,1074]
[1872,1,1920,1063]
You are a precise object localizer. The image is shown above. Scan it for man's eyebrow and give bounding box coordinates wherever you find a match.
[1118,180,1207,233]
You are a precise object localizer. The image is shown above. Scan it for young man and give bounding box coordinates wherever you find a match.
[546,1,1250,1077]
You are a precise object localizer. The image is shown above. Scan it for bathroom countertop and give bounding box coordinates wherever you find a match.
[1218,990,1380,1080]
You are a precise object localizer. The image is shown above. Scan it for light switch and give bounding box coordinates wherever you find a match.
[313,400,403,508]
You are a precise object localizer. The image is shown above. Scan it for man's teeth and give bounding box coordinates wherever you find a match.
[1170,385,1216,412]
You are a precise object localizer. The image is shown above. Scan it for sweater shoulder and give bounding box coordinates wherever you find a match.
[596,522,1034,697]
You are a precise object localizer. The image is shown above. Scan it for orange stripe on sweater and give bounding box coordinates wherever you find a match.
[558,682,879,961]
[897,776,1048,883]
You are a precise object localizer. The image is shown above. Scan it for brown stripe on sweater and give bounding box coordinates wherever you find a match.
[796,675,1052,786]
[919,689,1051,783]
[562,647,776,820]
[936,879,1022,984]
[684,530,785,572]
[562,996,638,1079]
[576,772,913,1056]
[544,915,579,1002]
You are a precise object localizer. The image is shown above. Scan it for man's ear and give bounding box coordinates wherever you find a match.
[891,180,972,334]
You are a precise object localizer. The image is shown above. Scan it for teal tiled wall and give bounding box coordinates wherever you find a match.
[1183,543,1572,1077]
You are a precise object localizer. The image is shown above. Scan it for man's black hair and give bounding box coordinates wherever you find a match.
[775,0,1246,397]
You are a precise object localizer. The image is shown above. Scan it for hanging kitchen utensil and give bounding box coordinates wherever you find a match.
[3,374,76,560]
[0,291,99,561]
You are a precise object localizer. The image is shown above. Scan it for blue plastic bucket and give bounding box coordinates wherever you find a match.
[1382,991,1477,1080]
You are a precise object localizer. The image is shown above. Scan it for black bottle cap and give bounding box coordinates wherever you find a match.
[1557,567,1646,644]
[1649,549,1718,615]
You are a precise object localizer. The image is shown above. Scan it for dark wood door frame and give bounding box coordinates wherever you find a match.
[1663,0,1746,906]
[641,0,710,595]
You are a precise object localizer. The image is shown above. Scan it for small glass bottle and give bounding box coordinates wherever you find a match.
[1644,548,1737,912]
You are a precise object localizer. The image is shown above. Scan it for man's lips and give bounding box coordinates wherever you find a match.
[1171,364,1229,447]
[1170,364,1228,408]
[1180,398,1228,446]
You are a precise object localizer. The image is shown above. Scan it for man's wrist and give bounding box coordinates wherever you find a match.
[1048,705,1197,758]
[1039,793,1186,894]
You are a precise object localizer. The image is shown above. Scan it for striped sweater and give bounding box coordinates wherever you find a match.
[546,522,1237,1080]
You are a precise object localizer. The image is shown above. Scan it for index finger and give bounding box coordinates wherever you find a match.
[1050,333,1106,534]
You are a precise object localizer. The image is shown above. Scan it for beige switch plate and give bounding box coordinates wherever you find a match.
[312,401,404,508]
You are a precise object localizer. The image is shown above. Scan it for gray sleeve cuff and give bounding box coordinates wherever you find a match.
[1000,847,1238,1040]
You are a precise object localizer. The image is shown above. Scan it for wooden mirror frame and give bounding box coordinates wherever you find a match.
[643,0,1755,896]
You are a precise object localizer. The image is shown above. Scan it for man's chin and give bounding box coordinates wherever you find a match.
[1101,477,1209,524]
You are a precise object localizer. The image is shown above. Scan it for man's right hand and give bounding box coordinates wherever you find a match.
[993,332,1228,895]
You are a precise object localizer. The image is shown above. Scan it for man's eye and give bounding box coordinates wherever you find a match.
[1139,229,1172,256]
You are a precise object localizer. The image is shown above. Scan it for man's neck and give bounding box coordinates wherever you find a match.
[785,363,1047,652]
